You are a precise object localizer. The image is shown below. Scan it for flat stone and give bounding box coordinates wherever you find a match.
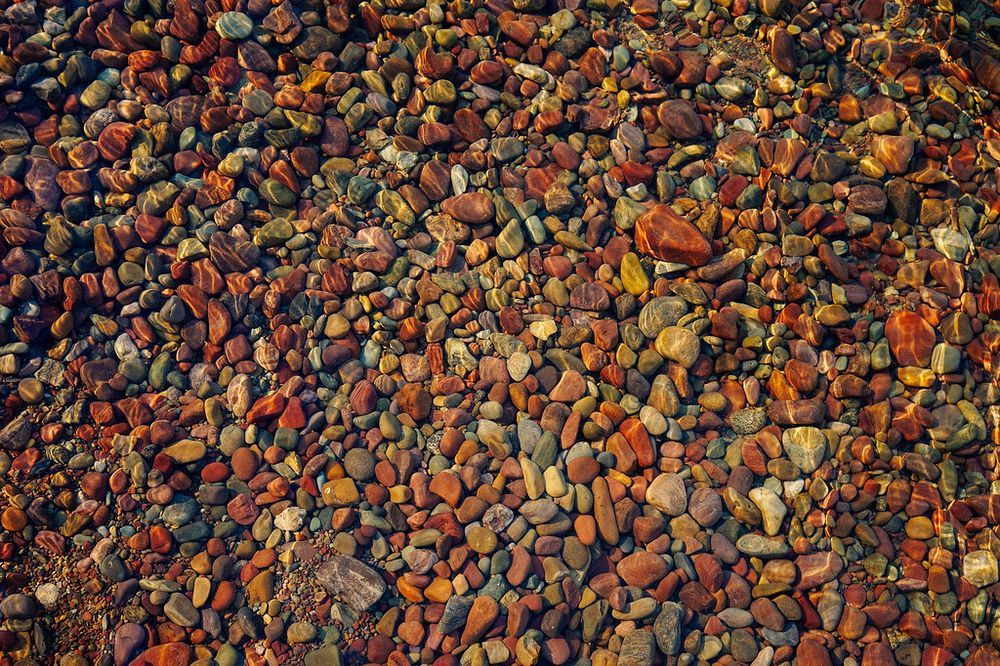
[634,205,712,266]
[736,534,790,558]
[461,596,499,644]
[638,297,688,338]
[654,602,683,655]
[931,227,970,261]
[438,595,474,635]
[216,12,254,39]
[618,551,669,588]
[618,629,657,666]
[0,594,35,619]
[749,487,786,536]
[796,552,844,590]
[441,192,494,224]
[656,100,703,140]
[646,473,687,516]
[163,592,199,627]
[316,556,387,611]
[304,645,343,666]
[885,310,936,367]
[872,134,914,174]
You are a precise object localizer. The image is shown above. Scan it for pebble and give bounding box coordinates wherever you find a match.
[315,556,387,612]
[216,12,254,40]
[654,326,701,368]
[646,473,687,516]
[163,593,199,628]
[748,487,787,536]
[963,551,999,588]
[0,595,36,620]
[635,205,713,266]
[782,427,828,474]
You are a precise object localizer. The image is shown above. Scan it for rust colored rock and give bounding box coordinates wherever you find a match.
[396,383,432,420]
[770,28,798,74]
[97,123,137,161]
[133,643,193,666]
[772,139,807,177]
[621,418,655,468]
[885,310,935,367]
[569,282,610,311]
[453,108,491,143]
[441,192,494,224]
[419,160,452,201]
[618,551,669,588]
[796,638,833,666]
[766,399,825,425]
[872,135,915,175]
[849,184,888,215]
[461,596,499,645]
[973,52,1000,94]
[226,493,260,525]
[796,552,844,590]
[634,205,712,266]
[675,51,707,86]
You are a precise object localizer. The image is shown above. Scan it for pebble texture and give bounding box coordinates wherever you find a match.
[0,0,998,665]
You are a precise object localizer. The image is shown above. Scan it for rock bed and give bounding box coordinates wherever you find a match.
[0,0,999,664]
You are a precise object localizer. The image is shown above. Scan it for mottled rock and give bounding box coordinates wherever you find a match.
[316,556,387,611]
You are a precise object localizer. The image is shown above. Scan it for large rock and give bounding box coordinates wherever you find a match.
[654,602,683,655]
[885,310,935,367]
[618,551,669,588]
[0,417,31,450]
[796,552,844,590]
[767,399,825,425]
[132,643,192,666]
[0,594,35,619]
[438,595,473,634]
[782,427,828,473]
[872,135,914,175]
[770,28,797,74]
[461,596,499,644]
[963,550,999,587]
[646,473,687,516]
[656,100,703,140]
[114,623,147,666]
[163,592,199,627]
[634,205,712,266]
[619,629,657,666]
[749,487,787,536]
[654,326,700,368]
[304,645,343,666]
[316,555,387,611]
[441,192,494,224]
[638,297,688,338]
[973,52,1000,94]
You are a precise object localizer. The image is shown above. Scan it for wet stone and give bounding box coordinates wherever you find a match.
[217,12,254,40]
[963,551,999,588]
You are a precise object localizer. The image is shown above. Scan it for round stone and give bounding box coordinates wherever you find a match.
[216,12,254,39]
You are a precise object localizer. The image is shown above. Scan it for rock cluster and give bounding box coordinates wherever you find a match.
[0,0,998,664]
